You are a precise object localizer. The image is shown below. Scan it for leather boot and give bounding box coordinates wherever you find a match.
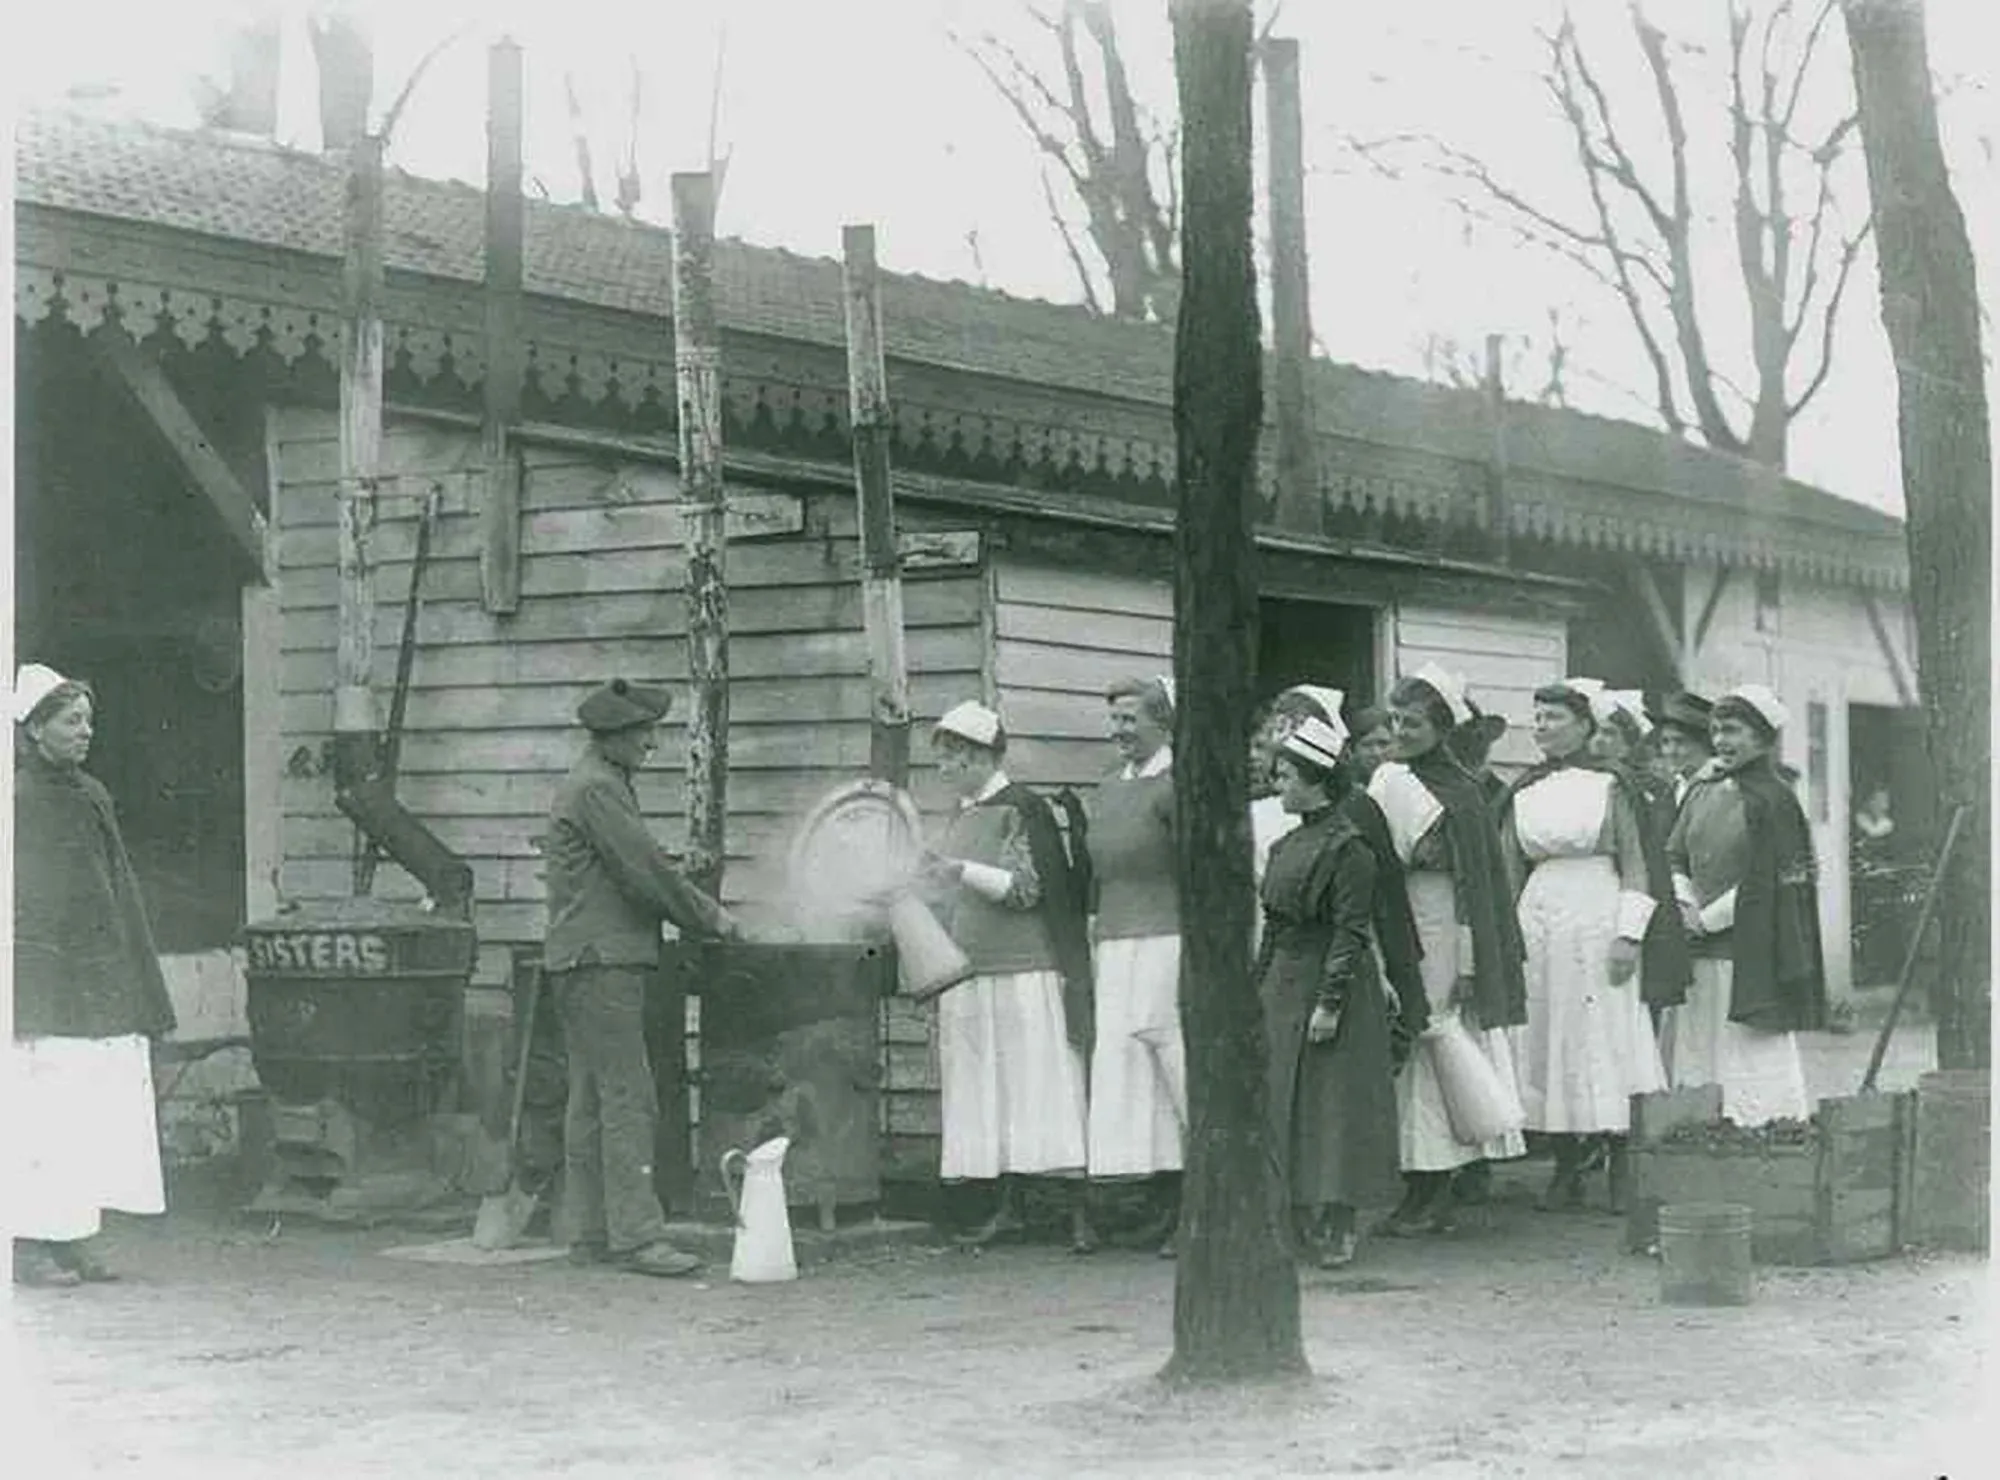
[1606,1137,1632,1216]
[1537,1136,1587,1212]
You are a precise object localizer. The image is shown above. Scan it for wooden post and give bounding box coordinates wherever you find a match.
[1262,36,1316,535]
[1483,333,1512,563]
[335,132,385,820]
[841,224,912,788]
[1165,0,1306,1385]
[672,172,729,900]
[480,37,525,615]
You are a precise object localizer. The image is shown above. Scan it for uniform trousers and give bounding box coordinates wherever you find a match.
[552,964,672,1253]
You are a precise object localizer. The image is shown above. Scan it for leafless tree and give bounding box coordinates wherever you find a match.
[953,1,1182,321]
[1841,0,1990,1071]
[1352,0,1869,470]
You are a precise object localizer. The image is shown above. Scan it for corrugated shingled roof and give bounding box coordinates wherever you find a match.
[15,108,1903,546]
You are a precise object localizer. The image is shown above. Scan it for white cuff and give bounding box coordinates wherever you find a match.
[960,862,1014,903]
[1672,873,1699,911]
[1698,887,1738,935]
[1455,925,1476,974]
[1615,890,1657,942]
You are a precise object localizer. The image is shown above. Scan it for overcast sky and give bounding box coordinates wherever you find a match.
[12,0,1998,515]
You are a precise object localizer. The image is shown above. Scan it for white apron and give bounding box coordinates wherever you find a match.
[7,1033,166,1241]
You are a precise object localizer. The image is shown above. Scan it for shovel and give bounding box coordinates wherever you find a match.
[472,967,544,1251]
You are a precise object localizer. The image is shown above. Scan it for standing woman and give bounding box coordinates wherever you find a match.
[1648,692,1716,814]
[1084,675,1185,1253]
[1662,685,1822,1125]
[922,701,1095,1251]
[1500,679,1669,1213]
[10,665,177,1287]
[1587,690,1695,1045]
[1368,665,1528,1237]
[1346,704,1398,787]
[1251,684,1352,886]
[1251,685,1428,1054]
[1258,715,1406,1268]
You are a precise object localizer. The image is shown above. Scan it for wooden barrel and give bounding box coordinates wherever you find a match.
[1658,1202,1754,1306]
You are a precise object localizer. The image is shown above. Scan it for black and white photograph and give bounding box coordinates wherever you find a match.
[5,0,1993,1474]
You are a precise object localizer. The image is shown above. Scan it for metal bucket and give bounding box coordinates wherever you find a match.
[1658,1202,1755,1306]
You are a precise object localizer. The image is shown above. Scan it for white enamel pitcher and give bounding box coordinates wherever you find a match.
[719,1135,798,1284]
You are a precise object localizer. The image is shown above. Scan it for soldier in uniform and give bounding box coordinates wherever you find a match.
[545,679,743,1276]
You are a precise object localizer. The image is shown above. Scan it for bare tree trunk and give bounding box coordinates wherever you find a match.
[310,7,373,153]
[1841,0,1991,1071]
[1162,0,1306,1387]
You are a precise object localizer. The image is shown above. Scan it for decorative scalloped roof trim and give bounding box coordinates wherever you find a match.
[15,256,1909,593]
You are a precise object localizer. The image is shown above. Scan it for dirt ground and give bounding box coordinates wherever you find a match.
[10,1022,1988,1480]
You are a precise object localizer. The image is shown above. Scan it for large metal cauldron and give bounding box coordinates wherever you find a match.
[663,940,894,1225]
[243,899,474,1127]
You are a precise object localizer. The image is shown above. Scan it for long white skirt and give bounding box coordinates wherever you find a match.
[1515,855,1667,1134]
[1397,872,1527,1171]
[1662,957,1812,1126]
[1087,934,1185,1177]
[6,1034,166,1241]
[937,969,1090,1180]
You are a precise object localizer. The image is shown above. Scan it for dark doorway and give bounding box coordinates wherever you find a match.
[1848,702,1937,987]
[15,321,254,953]
[1256,598,1377,723]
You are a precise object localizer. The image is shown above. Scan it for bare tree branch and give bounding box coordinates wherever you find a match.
[1786,219,1870,417]
[377,22,471,147]
[956,5,1176,320]
[564,71,599,212]
[1041,166,1104,315]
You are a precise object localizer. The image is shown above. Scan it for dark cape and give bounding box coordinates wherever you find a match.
[1339,788,1430,1038]
[13,751,176,1040]
[985,781,1095,1054]
[1404,748,1528,1029]
[1727,757,1829,1033]
[1498,753,1693,1011]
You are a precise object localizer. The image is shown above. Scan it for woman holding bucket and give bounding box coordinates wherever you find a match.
[1083,675,1185,1256]
[1258,712,1411,1267]
[1367,665,1529,1238]
[920,700,1096,1251]
[1499,678,1671,1214]
[1661,684,1823,1126]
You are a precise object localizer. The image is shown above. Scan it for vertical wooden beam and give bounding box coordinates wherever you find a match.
[1483,333,1512,563]
[245,404,288,923]
[335,132,385,818]
[480,37,525,615]
[1262,37,1316,536]
[672,172,729,900]
[841,223,912,788]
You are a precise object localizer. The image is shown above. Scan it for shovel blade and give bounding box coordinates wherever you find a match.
[471,1183,537,1251]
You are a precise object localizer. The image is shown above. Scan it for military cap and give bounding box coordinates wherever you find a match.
[1649,690,1715,739]
[577,678,672,733]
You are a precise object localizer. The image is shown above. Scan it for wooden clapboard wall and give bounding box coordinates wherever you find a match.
[1390,603,1567,772]
[993,558,1174,789]
[268,406,986,970]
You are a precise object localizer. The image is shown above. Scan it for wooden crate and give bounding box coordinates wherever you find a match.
[1626,1087,1918,1266]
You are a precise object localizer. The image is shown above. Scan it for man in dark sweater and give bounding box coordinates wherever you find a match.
[544,679,743,1276]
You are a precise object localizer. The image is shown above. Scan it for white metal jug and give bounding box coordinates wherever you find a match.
[719,1135,798,1283]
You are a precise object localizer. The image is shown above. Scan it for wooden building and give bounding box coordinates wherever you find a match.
[14,111,1916,1178]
